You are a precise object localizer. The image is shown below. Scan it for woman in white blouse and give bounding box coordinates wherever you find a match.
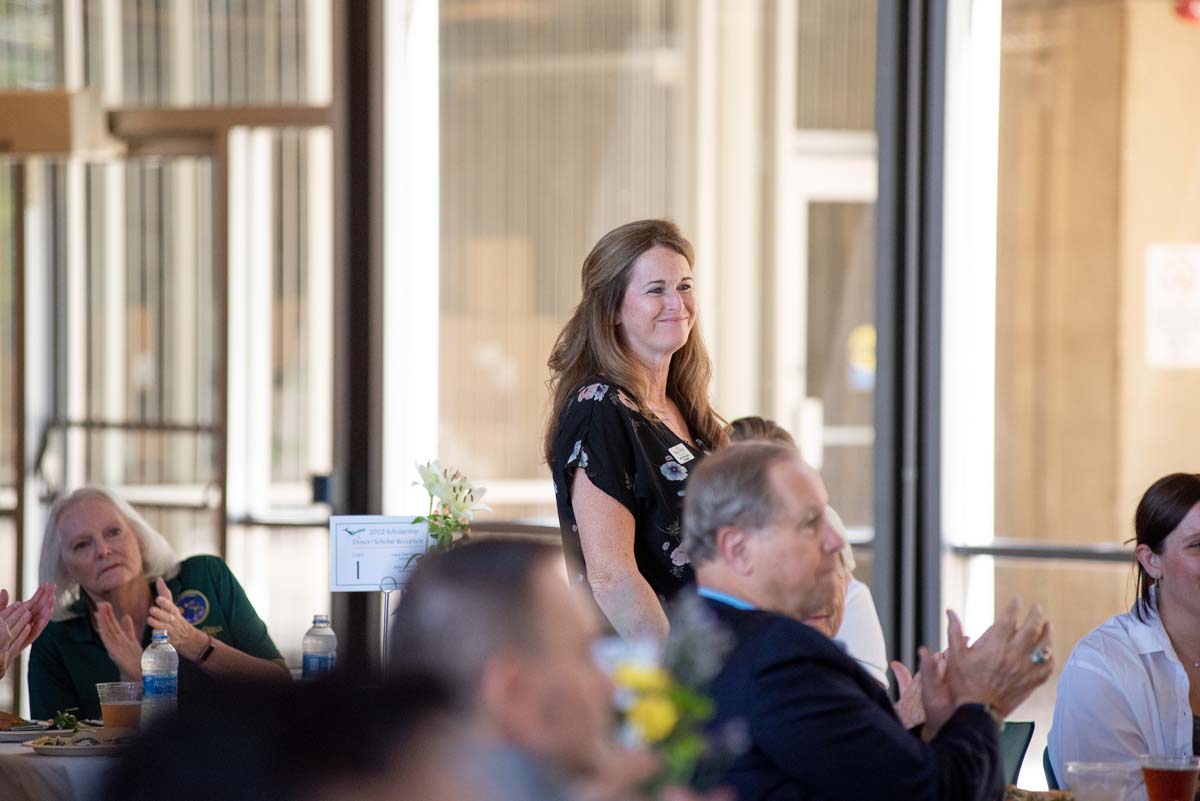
[1048,472,1200,790]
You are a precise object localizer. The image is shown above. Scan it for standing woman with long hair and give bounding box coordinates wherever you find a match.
[545,219,727,642]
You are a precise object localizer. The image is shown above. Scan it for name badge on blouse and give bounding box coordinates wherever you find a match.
[668,443,695,464]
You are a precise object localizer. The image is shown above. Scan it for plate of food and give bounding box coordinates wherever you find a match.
[21,728,136,757]
[0,726,79,743]
[0,710,76,743]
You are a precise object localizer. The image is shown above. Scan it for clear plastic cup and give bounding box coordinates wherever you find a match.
[95,681,142,730]
[1065,761,1137,801]
[1138,755,1200,801]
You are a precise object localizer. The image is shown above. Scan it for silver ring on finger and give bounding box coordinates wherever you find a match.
[1030,646,1051,665]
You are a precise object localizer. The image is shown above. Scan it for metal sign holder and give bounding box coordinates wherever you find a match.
[378,576,399,676]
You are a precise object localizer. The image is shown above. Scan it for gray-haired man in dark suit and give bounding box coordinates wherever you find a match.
[682,441,1054,801]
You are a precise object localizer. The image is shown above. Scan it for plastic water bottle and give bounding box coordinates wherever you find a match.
[302,614,337,679]
[141,629,178,728]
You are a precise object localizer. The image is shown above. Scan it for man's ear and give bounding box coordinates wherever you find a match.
[1135,543,1161,581]
[477,652,520,729]
[479,653,531,735]
[716,526,755,576]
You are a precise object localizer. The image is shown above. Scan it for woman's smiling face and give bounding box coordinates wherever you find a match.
[59,497,144,596]
[616,246,696,369]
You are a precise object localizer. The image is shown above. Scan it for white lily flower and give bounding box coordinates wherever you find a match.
[414,460,446,493]
[414,460,490,527]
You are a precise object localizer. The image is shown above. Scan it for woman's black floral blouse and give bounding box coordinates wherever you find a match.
[550,377,709,604]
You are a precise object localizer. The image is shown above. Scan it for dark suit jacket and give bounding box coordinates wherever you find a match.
[702,599,1004,801]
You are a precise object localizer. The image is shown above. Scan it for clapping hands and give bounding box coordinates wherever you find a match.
[95,577,206,681]
[891,648,955,740]
[944,597,1053,716]
[94,601,144,681]
[891,597,1053,739]
[146,577,205,660]
[0,583,55,679]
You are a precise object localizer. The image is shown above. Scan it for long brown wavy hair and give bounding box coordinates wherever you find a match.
[543,219,728,462]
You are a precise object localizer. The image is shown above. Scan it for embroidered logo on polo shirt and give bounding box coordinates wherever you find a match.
[177,590,210,626]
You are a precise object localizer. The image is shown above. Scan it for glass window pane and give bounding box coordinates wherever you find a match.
[0,0,57,89]
[0,3,335,714]
[804,202,875,534]
[435,2,880,596]
[944,1,1200,546]
[227,525,330,669]
[438,2,686,524]
[0,165,14,490]
[943,4,1200,785]
[140,506,221,561]
[82,0,323,106]
[796,0,876,130]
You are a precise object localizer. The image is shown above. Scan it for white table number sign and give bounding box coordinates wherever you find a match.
[329,516,430,592]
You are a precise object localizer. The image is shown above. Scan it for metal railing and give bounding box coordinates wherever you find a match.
[947,538,1133,564]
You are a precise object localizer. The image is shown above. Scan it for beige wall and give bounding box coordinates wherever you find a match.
[994,0,1122,548]
[993,0,1200,672]
[1117,3,1200,525]
[986,5,1200,781]
[995,0,1200,541]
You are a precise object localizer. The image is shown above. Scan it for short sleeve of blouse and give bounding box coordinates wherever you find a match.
[553,383,639,517]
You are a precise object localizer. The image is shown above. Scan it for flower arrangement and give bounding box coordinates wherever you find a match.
[595,595,745,792]
[412,461,490,557]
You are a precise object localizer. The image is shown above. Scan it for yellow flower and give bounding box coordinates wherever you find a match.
[612,663,672,693]
[627,694,679,743]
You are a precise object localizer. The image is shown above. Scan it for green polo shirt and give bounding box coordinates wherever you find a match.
[29,555,282,720]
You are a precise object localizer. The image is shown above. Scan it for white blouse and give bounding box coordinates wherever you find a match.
[835,578,890,689]
[1048,593,1193,796]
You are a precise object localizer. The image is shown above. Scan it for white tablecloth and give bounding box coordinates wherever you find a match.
[0,742,117,801]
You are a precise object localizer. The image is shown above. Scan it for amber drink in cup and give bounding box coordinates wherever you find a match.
[96,681,142,729]
[1139,755,1200,801]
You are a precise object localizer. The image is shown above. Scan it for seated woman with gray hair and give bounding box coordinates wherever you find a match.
[29,486,290,720]
[729,416,889,688]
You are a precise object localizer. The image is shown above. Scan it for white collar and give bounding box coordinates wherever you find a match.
[1126,587,1183,663]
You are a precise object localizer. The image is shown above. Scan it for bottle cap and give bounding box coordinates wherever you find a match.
[313,614,330,625]
[152,629,169,642]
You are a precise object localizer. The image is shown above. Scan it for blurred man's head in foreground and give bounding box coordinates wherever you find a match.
[103,674,472,801]
[391,539,613,779]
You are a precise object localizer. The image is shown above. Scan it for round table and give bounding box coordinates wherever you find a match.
[0,741,118,801]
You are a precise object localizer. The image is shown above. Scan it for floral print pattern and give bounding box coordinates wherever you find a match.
[660,461,688,481]
[567,440,592,469]
[577,383,610,402]
[551,376,710,605]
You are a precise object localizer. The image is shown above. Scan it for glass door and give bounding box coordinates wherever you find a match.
[776,144,877,579]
